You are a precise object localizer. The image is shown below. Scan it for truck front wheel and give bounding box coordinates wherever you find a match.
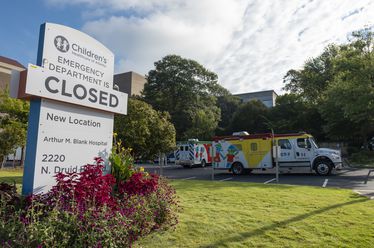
[314,160,333,176]
[232,162,244,175]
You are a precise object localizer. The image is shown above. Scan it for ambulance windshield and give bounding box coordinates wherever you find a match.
[310,138,319,149]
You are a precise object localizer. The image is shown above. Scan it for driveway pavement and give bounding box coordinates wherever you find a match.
[139,163,374,199]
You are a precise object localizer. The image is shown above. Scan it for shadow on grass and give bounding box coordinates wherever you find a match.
[201,197,369,248]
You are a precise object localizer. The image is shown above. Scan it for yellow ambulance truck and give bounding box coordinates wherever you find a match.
[212,132,342,176]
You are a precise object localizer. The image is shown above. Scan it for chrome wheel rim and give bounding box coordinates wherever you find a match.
[317,163,328,174]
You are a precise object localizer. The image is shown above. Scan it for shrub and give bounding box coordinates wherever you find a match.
[0,182,21,213]
[118,172,159,196]
[0,157,179,247]
[350,150,374,165]
[110,135,135,186]
[45,157,117,214]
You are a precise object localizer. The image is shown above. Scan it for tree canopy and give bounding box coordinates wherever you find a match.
[269,93,325,139]
[0,88,29,164]
[215,94,242,136]
[142,55,224,140]
[114,98,176,159]
[229,100,270,134]
[283,44,338,104]
[283,28,374,145]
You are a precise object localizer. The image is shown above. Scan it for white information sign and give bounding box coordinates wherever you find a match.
[25,64,127,114]
[22,23,127,195]
[32,99,113,193]
[41,23,114,88]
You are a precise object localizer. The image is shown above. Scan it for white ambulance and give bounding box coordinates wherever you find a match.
[175,139,212,168]
[212,132,342,176]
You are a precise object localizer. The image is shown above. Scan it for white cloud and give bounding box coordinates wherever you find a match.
[213,0,374,94]
[80,0,247,77]
[46,0,374,94]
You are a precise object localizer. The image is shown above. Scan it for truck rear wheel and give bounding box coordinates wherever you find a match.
[232,162,244,175]
[201,159,206,167]
[314,160,332,176]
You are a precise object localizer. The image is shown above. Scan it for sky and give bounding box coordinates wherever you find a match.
[1,0,373,94]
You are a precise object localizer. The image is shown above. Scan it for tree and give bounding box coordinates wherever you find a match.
[114,99,176,159]
[0,88,29,167]
[283,44,338,103]
[320,29,374,145]
[215,94,242,135]
[270,94,325,139]
[184,104,220,140]
[282,28,374,145]
[229,100,270,133]
[319,91,357,141]
[142,55,224,140]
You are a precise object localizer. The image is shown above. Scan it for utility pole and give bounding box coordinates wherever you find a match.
[262,115,279,184]
[271,128,279,183]
[161,153,164,176]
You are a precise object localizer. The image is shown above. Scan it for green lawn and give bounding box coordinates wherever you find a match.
[1,170,373,247]
[137,180,374,248]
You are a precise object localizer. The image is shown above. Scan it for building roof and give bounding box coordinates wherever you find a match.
[114,71,145,77]
[234,89,278,97]
[0,56,25,70]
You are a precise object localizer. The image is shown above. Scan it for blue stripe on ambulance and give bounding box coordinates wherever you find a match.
[189,144,194,160]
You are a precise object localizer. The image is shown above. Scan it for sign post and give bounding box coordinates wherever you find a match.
[21,23,127,195]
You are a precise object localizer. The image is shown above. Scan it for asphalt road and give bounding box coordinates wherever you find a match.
[139,163,374,199]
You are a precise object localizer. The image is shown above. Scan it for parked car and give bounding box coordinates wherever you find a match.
[153,152,176,164]
[167,152,176,163]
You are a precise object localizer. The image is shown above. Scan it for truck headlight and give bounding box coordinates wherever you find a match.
[331,153,340,160]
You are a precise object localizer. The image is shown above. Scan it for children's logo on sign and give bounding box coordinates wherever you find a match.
[54,36,69,53]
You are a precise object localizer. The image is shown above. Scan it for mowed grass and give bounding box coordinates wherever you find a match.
[137,180,374,248]
[1,170,373,247]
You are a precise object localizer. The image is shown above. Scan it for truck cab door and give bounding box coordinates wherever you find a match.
[277,139,294,166]
[293,138,312,166]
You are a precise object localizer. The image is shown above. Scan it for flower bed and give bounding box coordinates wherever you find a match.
[0,157,179,247]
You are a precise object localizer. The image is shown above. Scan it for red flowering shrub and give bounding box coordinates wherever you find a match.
[26,157,117,220]
[118,172,159,196]
[49,157,117,213]
[0,157,179,247]
[148,177,179,230]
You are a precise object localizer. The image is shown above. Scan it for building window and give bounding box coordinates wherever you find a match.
[250,143,258,151]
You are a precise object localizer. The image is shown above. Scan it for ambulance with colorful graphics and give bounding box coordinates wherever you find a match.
[212,132,342,176]
[175,139,212,168]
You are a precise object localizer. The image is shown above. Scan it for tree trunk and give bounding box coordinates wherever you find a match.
[20,146,25,168]
[12,151,16,168]
[361,126,369,150]
[1,156,5,169]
